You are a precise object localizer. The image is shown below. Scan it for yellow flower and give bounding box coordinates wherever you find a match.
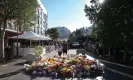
[84,65,90,70]
[66,68,71,72]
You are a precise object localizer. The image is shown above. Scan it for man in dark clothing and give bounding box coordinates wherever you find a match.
[62,41,68,55]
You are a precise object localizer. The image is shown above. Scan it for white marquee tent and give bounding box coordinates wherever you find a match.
[9,31,51,40]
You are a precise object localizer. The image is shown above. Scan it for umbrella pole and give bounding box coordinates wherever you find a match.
[30,40,31,47]
[39,40,40,45]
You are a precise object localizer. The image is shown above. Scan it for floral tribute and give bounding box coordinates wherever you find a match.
[24,54,104,78]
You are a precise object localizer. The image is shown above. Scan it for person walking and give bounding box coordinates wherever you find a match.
[58,42,62,56]
[62,41,68,56]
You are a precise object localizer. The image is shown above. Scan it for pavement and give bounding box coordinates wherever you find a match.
[0,59,26,75]
[0,49,133,80]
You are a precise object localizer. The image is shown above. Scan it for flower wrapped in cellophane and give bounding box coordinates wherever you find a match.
[24,54,104,78]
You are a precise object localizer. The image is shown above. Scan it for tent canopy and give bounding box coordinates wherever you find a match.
[9,31,51,40]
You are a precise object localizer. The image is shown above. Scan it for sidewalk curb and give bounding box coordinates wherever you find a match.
[105,67,133,79]
[86,51,133,69]
[100,59,133,69]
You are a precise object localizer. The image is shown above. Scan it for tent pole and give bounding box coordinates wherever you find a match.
[30,40,31,47]
[39,40,40,45]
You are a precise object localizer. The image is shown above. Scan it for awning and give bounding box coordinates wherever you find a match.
[9,31,51,40]
[30,35,51,40]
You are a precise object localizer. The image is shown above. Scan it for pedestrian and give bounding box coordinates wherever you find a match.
[95,42,99,55]
[55,42,58,50]
[62,41,68,56]
[58,43,62,56]
[98,43,103,57]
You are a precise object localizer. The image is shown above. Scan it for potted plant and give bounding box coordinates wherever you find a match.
[35,46,43,61]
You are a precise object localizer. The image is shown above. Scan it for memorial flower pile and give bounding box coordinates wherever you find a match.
[24,54,104,77]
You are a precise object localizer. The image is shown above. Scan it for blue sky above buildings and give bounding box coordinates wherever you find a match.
[41,0,91,31]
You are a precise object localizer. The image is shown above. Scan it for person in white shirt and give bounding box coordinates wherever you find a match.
[58,43,62,56]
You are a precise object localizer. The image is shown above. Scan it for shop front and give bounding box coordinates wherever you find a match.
[4,29,21,60]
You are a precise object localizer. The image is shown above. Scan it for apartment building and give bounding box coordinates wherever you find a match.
[1,0,48,46]
[33,0,48,35]
[56,27,71,40]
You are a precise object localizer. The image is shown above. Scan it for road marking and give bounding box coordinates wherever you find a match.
[99,59,133,69]
[105,67,133,79]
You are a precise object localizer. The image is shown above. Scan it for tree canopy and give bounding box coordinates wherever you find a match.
[46,28,59,40]
[0,0,38,61]
[84,0,133,62]
[85,0,133,48]
[0,0,38,31]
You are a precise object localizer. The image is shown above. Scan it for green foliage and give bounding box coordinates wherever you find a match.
[35,46,43,56]
[85,0,133,62]
[0,0,38,61]
[46,28,59,40]
[75,29,83,40]
[68,32,75,42]
[69,29,92,43]
[0,0,38,31]
[85,0,133,48]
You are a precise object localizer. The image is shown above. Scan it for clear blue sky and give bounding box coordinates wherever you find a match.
[41,0,91,32]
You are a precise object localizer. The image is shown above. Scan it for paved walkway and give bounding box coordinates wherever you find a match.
[0,58,26,76]
[44,49,77,58]
[0,50,77,76]
[1,49,133,80]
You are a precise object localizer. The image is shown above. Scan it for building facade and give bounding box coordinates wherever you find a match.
[0,0,48,46]
[2,0,48,37]
[56,27,71,40]
[79,27,92,36]
[33,0,48,35]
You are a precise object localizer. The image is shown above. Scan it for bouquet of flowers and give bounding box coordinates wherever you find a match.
[24,54,104,78]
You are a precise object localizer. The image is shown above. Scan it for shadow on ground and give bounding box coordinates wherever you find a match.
[14,61,28,66]
[23,72,53,80]
[0,69,23,78]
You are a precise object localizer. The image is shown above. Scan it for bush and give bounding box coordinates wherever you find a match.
[35,46,43,56]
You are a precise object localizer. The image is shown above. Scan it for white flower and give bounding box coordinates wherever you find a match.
[32,71,36,74]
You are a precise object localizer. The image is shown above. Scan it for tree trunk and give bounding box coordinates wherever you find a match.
[0,38,5,62]
[0,20,7,62]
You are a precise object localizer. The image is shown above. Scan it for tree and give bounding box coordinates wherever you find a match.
[68,32,75,43]
[75,29,83,41]
[46,28,59,40]
[0,0,38,61]
[85,0,133,62]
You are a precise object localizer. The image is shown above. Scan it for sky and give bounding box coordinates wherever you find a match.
[41,0,91,32]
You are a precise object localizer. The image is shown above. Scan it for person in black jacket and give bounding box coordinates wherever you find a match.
[62,41,68,55]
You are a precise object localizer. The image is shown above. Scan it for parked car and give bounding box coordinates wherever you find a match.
[72,42,80,49]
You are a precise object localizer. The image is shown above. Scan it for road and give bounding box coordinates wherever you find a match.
[0,49,133,80]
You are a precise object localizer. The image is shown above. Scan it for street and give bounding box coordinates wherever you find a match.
[0,49,133,80]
